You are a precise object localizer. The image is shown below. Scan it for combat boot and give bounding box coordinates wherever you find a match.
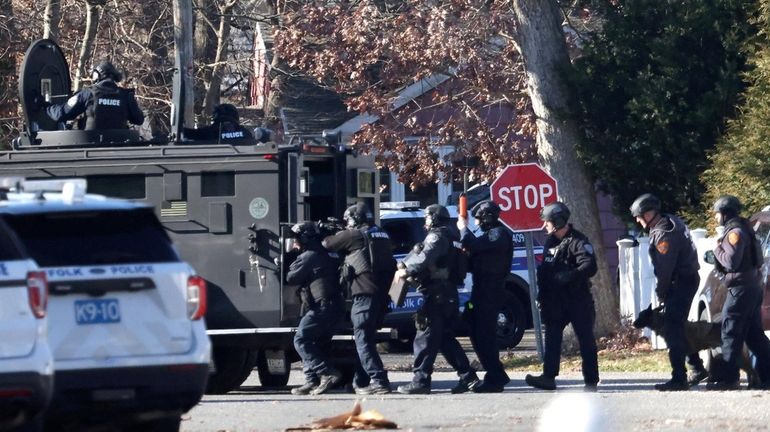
[397,382,431,395]
[654,379,689,391]
[355,382,392,395]
[687,368,709,386]
[291,381,318,395]
[705,380,740,391]
[451,374,481,394]
[310,369,343,395]
[525,374,556,391]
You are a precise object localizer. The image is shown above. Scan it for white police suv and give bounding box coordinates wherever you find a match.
[380,201,543,349]
[0,178,52,431]
[0,178,211,431]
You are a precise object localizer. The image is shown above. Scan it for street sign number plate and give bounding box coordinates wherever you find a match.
[75,298,121,325]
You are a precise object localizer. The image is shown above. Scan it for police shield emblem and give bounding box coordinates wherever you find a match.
[19,39,72,133]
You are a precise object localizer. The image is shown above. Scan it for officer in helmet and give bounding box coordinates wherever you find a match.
[525,202,600,392]
[629,193,704,391]
[183,103,258,143]
[456,200,512,392]
[395,204,480,394]
[46,60,144,130]
[708,195,770,390]
[287,221,345,396]
[322,203,396,395]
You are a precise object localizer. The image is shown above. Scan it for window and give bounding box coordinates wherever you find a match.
[404,184,438,208]
[86,175,146,199]
[381,218,426,255]
[4,208,179,266]
[201,171,235,197]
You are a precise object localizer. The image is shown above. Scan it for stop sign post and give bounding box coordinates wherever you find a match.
[491,163,559,360]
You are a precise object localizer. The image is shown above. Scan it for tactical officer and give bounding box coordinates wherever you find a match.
[287,222,345,396]
[46,60,144,130]
[183,103,256,142]
[630,193,705,391]
[525,202,600,391]
[395,204,480,395]
[708,195,770,390]
[456,200,512,392]
[322,203,396,395]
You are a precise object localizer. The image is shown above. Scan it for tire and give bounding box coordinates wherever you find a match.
[495,291,527,349]
[205,346,258,394]
[256,349,290,388]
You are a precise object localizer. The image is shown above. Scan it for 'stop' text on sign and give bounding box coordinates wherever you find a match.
[490,163,559,232]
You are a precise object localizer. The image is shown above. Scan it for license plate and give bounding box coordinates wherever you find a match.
[265,349,287,374]
[75,298,121,325]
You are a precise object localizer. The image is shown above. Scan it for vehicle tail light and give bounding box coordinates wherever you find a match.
[27,271,48,319]
[186,275,207,320]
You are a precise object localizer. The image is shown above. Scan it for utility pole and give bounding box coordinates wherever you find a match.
[171,0,195,140]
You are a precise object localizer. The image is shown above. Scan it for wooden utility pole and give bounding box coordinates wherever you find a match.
[171,0,195,136]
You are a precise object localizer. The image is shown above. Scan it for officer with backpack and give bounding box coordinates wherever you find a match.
[287,222,345,396]
[322,203,396,395]
[709,195,770,390]
[457,200,512,392]
[395,204,480,395]
[525,202,600,392]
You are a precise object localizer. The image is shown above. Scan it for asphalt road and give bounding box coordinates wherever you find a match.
[181,335,770,432]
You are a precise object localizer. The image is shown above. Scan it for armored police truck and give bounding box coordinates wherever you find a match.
[2,39,381,394]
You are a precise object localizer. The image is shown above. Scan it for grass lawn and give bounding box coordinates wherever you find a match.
[502,349,670,373]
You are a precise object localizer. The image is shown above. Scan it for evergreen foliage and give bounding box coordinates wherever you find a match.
[571,0,754,223]
[697,0,770,228]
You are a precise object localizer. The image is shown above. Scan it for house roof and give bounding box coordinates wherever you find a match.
[280,77,357,136]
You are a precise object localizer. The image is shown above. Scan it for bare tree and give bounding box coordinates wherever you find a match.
[512,0,618,335]
[201,0,238,117]
[44,0,61,41]
[73,0,107,91]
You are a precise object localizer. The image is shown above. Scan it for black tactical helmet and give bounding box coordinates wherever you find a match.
[343,202,373,228]
[630,193,661,218]
[471,200,501,225]
[290,221,321,245]
[713,195,742,217]
[425,204,450,228]
[540,202,570,230]
[212,103,239,123]
[92,61,122,82]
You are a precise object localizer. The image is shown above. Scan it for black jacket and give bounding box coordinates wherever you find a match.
[648,214,699,299]
[47,79,144,130]
[322,226,395,296]
[714,216,761,288]
[286,244,341,303]
[537,225,597,303]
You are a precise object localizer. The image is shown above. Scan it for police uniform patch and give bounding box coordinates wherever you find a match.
[425,233,439,244]
[66,95,78,109]
[488,229,500,242]
[584,244,594,255]
[656,240,670,255]
[728,231,741,246]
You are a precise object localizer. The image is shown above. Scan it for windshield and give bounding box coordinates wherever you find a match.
[4,208,179,266]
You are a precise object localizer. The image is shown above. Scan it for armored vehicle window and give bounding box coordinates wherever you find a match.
[86,175,146,199]
[381,218,426,255]
[201,171,235,197]
[3,208,179,266]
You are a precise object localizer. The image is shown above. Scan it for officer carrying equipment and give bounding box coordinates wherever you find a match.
[322,203,395,395]
[526,201,600,392]
[629,193,704,391]
[397,204,480,395]
[287,221,344,396]
[459,199,512,393]
[708,195,770,390]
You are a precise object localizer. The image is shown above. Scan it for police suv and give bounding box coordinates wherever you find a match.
[0,178,52,431]
[380,201,543,349]
[0,178,210,431]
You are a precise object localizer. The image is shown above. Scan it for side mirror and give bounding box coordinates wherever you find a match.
[703,250,716,265]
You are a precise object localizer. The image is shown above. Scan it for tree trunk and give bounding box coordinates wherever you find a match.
[173,0,195,128]
[202,0,237,118]
[43,0,61,41]
[0,0,18,144]
[262,0,285,134]
[512,0,619,337]
[73,1,104,91]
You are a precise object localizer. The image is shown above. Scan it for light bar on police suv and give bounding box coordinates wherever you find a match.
[21,178,88,194]
[379,201,422,211]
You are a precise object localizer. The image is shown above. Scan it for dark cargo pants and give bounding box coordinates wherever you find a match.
[542,296,599,384]
[721,284,770,383]
[351,294,389,388]
[293,298,344,383]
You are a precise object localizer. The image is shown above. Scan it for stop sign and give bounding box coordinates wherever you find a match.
[490,163,559,232]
